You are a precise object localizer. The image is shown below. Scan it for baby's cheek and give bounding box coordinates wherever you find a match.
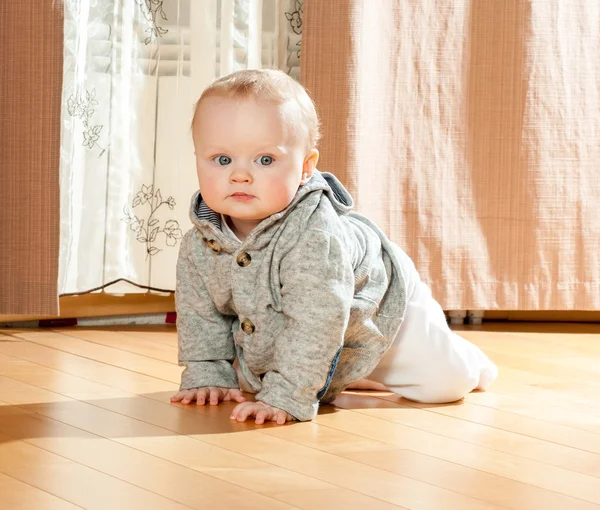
[198,176,219,201]
[265,182,297,210]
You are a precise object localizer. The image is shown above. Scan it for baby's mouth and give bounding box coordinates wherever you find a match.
[230,192,256,201]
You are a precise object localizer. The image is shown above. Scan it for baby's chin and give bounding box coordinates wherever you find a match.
[225,212,275,223]
[223,203,293,221]
[217,207,271,223]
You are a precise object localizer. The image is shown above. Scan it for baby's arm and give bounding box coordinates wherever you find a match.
[174,231,240,400]
[254,229,355,422]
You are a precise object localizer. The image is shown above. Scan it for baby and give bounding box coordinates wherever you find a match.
[171,69,497,424]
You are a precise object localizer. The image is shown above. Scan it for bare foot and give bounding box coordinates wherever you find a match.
[346,379,389,391]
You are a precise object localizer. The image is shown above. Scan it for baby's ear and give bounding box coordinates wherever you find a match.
[301,149,319,185]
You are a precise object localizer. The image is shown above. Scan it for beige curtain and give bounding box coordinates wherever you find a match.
[0,2,63,315]
[302,0,600,311]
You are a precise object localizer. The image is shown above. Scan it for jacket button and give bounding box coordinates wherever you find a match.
[241,319,255,335]
[236,252,252,267]
[207,239,221,253]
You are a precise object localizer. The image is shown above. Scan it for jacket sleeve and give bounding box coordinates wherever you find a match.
[176,230,238,390]
[255,228,355,421]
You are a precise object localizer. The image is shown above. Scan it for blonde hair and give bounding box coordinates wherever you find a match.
[192,69,320,148]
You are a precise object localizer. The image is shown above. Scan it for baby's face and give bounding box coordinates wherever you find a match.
[193,95,311,233]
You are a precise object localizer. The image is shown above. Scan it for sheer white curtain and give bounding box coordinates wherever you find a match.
[59,0,303,295]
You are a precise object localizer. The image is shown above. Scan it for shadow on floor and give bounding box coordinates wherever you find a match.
[0,389,445,443]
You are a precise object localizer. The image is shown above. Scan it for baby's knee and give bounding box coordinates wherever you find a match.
[400,364,480,404]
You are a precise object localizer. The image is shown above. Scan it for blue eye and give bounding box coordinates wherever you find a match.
[213,155,231,166]
[256,155,274,166]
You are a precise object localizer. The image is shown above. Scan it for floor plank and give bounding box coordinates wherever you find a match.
[0,389,295,510]
[0,375,320,508]
[270,488,405,510]
[4,329,180,382]
[0,431,191,510]
[54,328,177,363]
[1,323,600,510]
[332,393,600,477]
[262,422,600,510]
[206,427,509,510]
[266,421,600,510]
[377,394,600,455]
[314,407,600,505]
[0,472,82,510]
[0,358,492,510]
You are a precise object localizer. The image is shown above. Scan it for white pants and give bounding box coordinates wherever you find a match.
[368,249,498,403]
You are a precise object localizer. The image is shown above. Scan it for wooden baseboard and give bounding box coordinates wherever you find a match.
[2,296,598,324]
[483,310,600,322]
[0,293,175,323]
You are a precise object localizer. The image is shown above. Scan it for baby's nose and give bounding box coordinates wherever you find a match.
[230,166,252,182]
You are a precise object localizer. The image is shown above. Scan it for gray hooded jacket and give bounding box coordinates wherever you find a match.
[176,171,407,421]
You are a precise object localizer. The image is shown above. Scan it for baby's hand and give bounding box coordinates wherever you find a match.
[171,387,246,406]
[230,401,295,425]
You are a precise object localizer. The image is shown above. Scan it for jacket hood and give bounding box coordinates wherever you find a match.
[188,170,354,234]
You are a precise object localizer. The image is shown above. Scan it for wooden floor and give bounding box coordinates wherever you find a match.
[0,323,599,510]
